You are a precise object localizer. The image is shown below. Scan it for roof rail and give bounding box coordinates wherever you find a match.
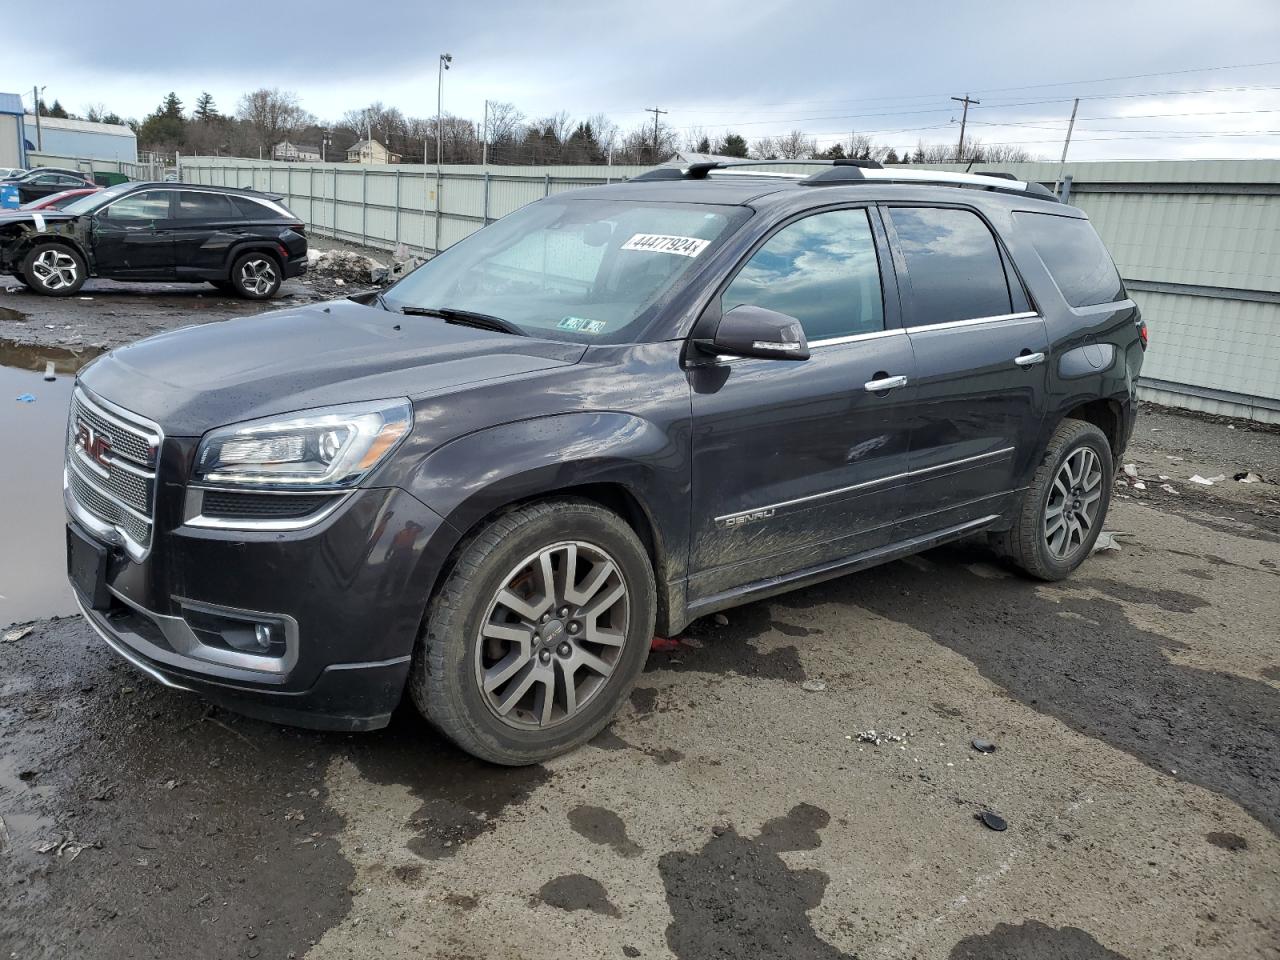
[630,158,1059,201]
[801,165,1058,200]
[630,158,882,182]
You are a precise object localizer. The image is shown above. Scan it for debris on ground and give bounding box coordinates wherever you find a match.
[712,613,729,626]
[307,249,388,285]
[976,810,1008,832]
[1092,531,1124,554]
[1160,483,1179,495]
[972,738,998,754]
[1189,475,1216,486]
[1123,463,1138,479]
[855,729,907,745]
[1132,480,1147,491]
[15,393,35,403]
[1234,471,1263,483]
[31,834,100,861]
[650,636,681,652]
[2,624,34,643]
[801,679,827,693]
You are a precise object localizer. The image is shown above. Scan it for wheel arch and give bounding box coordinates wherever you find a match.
[17,234,92,272]
[1061,397,1125,460]
[223,240,285,277]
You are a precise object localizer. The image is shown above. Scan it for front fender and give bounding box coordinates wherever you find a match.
[403,411,689,585]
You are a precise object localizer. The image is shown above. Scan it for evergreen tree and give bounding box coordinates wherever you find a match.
[193,92,219,122]
[720,132,748,158]
[46,99,69,118]
[696,135,711,154]
[884,147,899,164]
[138,92,187,148]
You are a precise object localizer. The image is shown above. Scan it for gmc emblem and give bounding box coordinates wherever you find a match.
[75,421,113,470]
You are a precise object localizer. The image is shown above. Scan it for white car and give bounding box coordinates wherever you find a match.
[0,168,27,181]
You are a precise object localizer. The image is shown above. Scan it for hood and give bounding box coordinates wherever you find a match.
[0,210,77,227]
[79,298,586,436]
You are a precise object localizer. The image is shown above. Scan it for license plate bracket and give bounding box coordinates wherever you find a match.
[67,524,111,610]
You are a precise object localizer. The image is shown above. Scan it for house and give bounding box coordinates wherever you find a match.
[273,140,321,162]
[0,93,25,169]
[20,114,137,163]
[345,139,400,164]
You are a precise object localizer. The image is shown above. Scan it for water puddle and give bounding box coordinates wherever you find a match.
[0,339,105,628]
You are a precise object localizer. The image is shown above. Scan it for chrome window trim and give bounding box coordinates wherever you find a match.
[903,311,1039,334]
[809,327,905,348]
[182,486,354,532]
[714,446,1016,525]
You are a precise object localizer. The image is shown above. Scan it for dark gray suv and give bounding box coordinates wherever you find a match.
[64,160,1145,764]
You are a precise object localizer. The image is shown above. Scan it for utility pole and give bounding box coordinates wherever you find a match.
[481,99,489,167]
[951,94,979,163]
[33,85,44,151]
[644,106,667,157]
[1055,97,1080,197]
[434,52,452,254]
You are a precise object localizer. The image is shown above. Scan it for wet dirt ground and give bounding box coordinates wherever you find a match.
[1,281,1278,959]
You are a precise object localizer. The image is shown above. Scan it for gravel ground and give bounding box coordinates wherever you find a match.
[1,281,1277,960]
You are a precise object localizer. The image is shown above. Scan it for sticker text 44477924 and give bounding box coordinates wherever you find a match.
[620,234,711,258]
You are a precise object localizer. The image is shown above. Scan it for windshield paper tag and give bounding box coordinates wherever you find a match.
[559,316,607,334]
[621,234,710,258]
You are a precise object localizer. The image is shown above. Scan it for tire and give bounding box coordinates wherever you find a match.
[228,251,282,300]
[410,498,656,765]
[21,243,86,296]
[13,271,31,290]
[992,418,1114,580]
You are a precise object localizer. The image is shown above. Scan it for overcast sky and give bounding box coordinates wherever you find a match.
[7,0,1280,161]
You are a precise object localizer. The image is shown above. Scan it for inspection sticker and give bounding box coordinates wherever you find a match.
[558,316,608,334]
[620,233,710,258]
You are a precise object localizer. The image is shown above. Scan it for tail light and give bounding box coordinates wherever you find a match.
[1137,318,1148,351]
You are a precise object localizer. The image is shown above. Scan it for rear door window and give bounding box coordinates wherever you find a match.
[722,208,884,342]
[887,206,1012,326]
[1014,211,1125,307]
[176,191,237,220]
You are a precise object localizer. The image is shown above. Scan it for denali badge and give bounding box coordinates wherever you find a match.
[718,508,776,528]
[75,422,113,471]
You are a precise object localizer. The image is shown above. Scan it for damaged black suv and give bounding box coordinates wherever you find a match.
[65,160,1145,765]
[1,181,307,298]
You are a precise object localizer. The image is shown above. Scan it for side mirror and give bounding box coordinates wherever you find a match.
[703,304,810,361]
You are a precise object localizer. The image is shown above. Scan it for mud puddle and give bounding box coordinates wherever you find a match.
[0,338,104,628]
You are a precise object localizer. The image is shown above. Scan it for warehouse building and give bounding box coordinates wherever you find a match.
[0,93,27,169]
[22,114,137,164]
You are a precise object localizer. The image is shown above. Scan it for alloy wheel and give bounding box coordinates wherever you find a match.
[1044,446,1103,560]
[238,258,277,296]
[30,249,78,291]
[474,540,630,729]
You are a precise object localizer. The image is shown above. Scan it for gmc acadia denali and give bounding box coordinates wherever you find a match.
[64,160,1145,764]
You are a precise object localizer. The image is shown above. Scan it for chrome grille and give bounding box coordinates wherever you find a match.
[65,388,161,554]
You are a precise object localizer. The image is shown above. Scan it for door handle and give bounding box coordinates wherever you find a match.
[1014,351,1046,367]
[863,375,909,392]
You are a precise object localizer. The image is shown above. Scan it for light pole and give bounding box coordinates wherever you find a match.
[30,84,46,152]
[434,52,452,254]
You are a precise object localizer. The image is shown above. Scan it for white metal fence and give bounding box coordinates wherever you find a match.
[180,157,652,257]
[179,156,1280,423]
[29,151,165,181]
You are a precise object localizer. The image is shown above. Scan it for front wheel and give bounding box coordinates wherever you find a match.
[993,419,1113,580]
[228,252,281,299]
[410,499,656,765]
[22,244,86,296]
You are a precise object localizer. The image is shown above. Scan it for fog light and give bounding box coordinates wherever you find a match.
[253,623,275,651]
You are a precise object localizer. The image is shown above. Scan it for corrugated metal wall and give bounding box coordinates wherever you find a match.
[180,156,1280,423]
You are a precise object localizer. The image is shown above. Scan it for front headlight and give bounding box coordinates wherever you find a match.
[193,399,412,488]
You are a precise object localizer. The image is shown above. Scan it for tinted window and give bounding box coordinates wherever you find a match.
[232,196,274,219]
[890,207,1012,325]
[722,209,883,342]
[103,191,171,221]
[176,191,237,219]
[1015,212,1124,307]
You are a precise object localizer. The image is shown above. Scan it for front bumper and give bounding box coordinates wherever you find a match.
[67,482,459,732]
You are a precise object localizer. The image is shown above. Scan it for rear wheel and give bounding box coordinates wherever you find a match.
[410,499,656,765]
[228,251,281,299]
[22,243,86,296]
[992,419,1113,580]
[12,271,31,290]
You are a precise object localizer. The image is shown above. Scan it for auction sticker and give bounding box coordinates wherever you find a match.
[558,316,608,334]
[621,233,710,258]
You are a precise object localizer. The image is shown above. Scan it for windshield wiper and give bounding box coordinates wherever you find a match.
[397,305,526,336]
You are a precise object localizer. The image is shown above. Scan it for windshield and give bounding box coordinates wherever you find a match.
[62,181,136,216]
[381,198,749,343]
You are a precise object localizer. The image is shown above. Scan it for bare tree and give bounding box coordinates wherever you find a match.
[749,136,779,160]
[774,129,817,159]
[236,88,311,154]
